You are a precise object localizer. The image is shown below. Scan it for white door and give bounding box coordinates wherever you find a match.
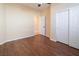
[69,6,79,49]
[56,9,69,44]
[0,4,5,44]
[40,16,46,36]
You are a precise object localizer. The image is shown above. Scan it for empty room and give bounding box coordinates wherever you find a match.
[0,3,79,56]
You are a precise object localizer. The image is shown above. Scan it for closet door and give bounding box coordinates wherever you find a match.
[56,9,69,44]
[0,4,5,44]
[69,6,79,49]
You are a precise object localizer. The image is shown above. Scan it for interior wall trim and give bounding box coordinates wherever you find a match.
[0,34,35,45]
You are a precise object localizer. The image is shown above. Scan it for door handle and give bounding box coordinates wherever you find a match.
[43,26,45,28]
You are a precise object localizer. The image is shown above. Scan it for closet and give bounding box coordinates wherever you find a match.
[55,6,79,49]
[56,9,69,45]
[69,6,79,49]
[0,4,5,43]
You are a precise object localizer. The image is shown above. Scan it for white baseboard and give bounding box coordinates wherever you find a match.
[0,41,7,45]
[50,38,57,42]
[0,35,57,45]
[0,34,35,45]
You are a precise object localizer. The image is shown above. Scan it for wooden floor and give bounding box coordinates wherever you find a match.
[0,35,79,56]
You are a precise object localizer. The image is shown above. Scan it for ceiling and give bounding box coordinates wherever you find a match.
[14,3,79,11]
[20,3,51,11]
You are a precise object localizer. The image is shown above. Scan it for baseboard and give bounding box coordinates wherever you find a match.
[0,35,57,45]
[0,34,35,45]
[50,38,57,42]
[0,41,6,45]
[57,41,79,50]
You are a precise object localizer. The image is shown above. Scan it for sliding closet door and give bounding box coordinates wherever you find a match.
[56,9,68,44]
[0,4,5,44]
[69,6,79,49]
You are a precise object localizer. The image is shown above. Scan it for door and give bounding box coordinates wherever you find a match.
[69,6,79,49]
[0,4,5,44]
[56,9,69,44]
[40,16,46,36]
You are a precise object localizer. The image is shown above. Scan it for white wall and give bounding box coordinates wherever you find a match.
[0,4,40,44]
[6,4,35,42]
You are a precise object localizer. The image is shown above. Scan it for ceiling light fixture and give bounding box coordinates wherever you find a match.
[38,4,41,7]
[37,3,51,7]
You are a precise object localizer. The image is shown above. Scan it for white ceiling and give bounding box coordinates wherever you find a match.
[17,3,79,11]
[20,3,51,11]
